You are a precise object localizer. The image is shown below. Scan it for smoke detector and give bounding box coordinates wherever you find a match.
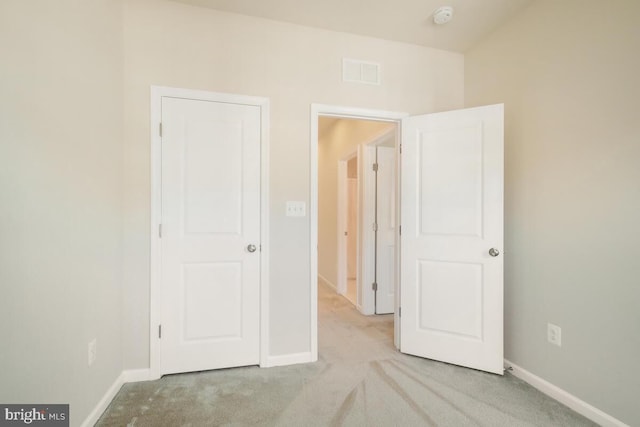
[433,6,454,25]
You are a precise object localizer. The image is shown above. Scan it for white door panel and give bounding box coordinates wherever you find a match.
[347,178,358,279]
[375,146,395,314]
[401,104,503,375]
[161,97,261,375]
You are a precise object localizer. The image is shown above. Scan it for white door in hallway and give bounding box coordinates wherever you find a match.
[375,146,396,314]
[347,178,358,280]
[160,96,261,375]
[400,104,504,375]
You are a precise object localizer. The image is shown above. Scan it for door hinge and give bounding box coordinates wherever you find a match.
[344,231,348,236]
[372,282,378,291]
[372,162,379,172]
[159,123,163,137]
[400,144,402,154]
[159,224,163,238]
[158,324,162,339]
[399,307,401,317]
[373,223,378,232]
[399,225,401,236]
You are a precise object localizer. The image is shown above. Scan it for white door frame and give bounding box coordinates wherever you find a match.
[310,104,407,359]
[150,86,270,379]
[337,148,358,300]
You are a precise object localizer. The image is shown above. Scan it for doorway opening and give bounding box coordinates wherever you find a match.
[312,104,405,356]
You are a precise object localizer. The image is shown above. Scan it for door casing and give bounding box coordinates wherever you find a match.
[150,86,270,379]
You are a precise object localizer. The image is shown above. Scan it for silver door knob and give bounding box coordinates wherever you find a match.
[489,248,500,257]
[247,244,257,253]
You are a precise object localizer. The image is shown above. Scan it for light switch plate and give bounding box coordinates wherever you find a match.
[286,201,306,217]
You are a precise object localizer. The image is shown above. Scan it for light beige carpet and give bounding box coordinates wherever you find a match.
[97,282,596,426]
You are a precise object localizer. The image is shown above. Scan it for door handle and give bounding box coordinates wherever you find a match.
[489,248,500,257]
[247,244,257,253]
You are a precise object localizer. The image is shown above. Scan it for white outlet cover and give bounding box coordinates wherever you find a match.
[547,323,562,347]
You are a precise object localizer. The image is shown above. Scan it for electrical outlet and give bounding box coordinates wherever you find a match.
[88,339,97,366]
[547,323,561,347]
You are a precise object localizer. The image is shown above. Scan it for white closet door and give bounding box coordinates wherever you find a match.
[160,96,261,375]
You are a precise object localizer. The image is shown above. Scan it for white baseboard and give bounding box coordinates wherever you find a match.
[504,360,629,427]
[80,369,153,427]
[122,368,152,383]
[80,372,125,427]
[80,354,315,426]
[262,351,315,368]
[318,274,337,291]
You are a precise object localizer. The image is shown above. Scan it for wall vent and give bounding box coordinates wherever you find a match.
[342,58,380,85]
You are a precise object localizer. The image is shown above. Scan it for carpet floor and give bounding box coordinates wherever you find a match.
[96,282,596,426]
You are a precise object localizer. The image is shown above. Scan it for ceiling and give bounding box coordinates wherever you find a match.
[170,0,535,52]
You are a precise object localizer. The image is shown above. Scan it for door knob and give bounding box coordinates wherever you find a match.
[247,244,257,253]
[489,248,500,257]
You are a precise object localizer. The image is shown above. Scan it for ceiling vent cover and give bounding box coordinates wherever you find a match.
[342,58,380,85]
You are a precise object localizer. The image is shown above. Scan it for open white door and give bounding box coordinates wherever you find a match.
[375,146,396,314]
[400,104,504,374]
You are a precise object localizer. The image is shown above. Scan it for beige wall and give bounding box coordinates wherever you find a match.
[122,0,464,365]
[0,1,124,425]
[318,119,395,288]
[347,156,358,179]
[465,0,640,424]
